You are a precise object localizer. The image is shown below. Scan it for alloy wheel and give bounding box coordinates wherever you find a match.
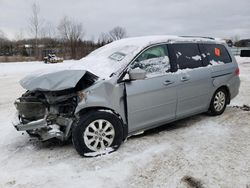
[213,91,226,112]
[83,119,115,151]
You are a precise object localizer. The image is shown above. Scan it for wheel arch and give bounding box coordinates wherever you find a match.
[208,85,230,116]
[76,106,128,140]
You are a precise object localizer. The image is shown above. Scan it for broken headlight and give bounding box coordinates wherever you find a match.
[77,90,90,103]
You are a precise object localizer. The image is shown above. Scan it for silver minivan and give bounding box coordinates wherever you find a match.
[14,36,240,157]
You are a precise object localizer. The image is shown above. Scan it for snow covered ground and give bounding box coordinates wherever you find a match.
[0,57,249,188]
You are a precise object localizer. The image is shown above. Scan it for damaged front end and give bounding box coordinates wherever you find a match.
[14,90,76,141]
[13,70,98,141]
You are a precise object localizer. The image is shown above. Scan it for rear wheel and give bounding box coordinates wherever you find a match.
[72,111,123,157]
[209,88,228,116]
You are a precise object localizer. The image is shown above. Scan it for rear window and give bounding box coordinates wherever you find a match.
[203,44,232,65]
[172,43,203,69]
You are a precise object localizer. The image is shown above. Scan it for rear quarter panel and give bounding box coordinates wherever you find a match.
[209,45,240,101]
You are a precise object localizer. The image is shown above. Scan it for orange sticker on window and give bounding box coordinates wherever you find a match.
[214,48,221,57]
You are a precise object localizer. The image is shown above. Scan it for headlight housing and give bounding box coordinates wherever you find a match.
[77,91,89,103]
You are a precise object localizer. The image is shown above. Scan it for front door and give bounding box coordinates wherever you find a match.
[125,44,179,133]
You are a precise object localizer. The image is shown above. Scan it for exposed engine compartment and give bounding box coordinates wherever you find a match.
[16,89,77,122]
[14,71,98,141]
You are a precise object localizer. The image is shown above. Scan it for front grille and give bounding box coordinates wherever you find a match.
[14,100,46,121]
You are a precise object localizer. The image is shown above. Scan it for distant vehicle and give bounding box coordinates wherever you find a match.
[225,39,233,47]
[240,49,250,57]
[44,54,63,63]
[14,36,240,157]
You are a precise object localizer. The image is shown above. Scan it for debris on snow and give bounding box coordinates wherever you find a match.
[181,175,204,188]
[231,104,250,111]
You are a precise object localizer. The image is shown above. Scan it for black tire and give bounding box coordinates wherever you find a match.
[208,88,228,116]
[72,111,123,157]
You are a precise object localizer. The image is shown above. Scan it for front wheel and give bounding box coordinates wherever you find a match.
[72,111,123,157]
[209,88,228,116]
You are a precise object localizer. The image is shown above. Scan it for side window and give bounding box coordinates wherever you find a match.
[131,45,170,77]
[172,43,203,69]
[203,44,232,65]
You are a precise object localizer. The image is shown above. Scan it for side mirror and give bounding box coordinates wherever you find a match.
[128,68,146,80]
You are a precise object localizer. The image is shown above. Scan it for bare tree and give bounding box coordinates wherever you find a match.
[58,16,84,59]
[15,29,24,41]
[0,30,10,58]
[97,26,127,45]
[0,29,6,39]
[231,35,240,43]
[109,26,127,41]
[28,2,43,58]
[40,21,55,39]
[98,32,111,45]
[0,30,8,47]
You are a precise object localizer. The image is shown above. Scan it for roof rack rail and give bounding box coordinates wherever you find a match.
[180,36,215,40]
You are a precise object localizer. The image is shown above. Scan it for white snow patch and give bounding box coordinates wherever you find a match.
[176,52,182,58]
[0,56,249,188]
[84,147,115,157]
[210,60,224,65]
[48,124,61,134]
[192,55,202,61]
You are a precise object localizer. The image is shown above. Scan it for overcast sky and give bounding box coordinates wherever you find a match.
[0,0,250,40]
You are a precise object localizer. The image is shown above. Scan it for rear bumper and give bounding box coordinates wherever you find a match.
[230,76,240,100]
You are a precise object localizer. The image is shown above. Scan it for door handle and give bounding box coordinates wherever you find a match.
[163,80,174,86]
[181,76,189,82]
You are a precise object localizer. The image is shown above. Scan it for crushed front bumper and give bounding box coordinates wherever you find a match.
[14,118,47,131]
[13,114,73,141]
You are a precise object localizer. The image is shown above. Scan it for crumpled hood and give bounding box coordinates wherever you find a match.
[20,69,97,91]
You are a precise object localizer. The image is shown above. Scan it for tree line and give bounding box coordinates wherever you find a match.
[0,3,127,62]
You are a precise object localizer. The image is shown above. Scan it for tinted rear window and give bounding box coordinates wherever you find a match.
[203,44,232,65]
[172,43,203,69]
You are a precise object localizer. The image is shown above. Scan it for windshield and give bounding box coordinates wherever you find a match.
[70,41,140,79]
[88,43,139,60]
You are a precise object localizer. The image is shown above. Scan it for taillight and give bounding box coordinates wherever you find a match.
[235,67,240,76]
